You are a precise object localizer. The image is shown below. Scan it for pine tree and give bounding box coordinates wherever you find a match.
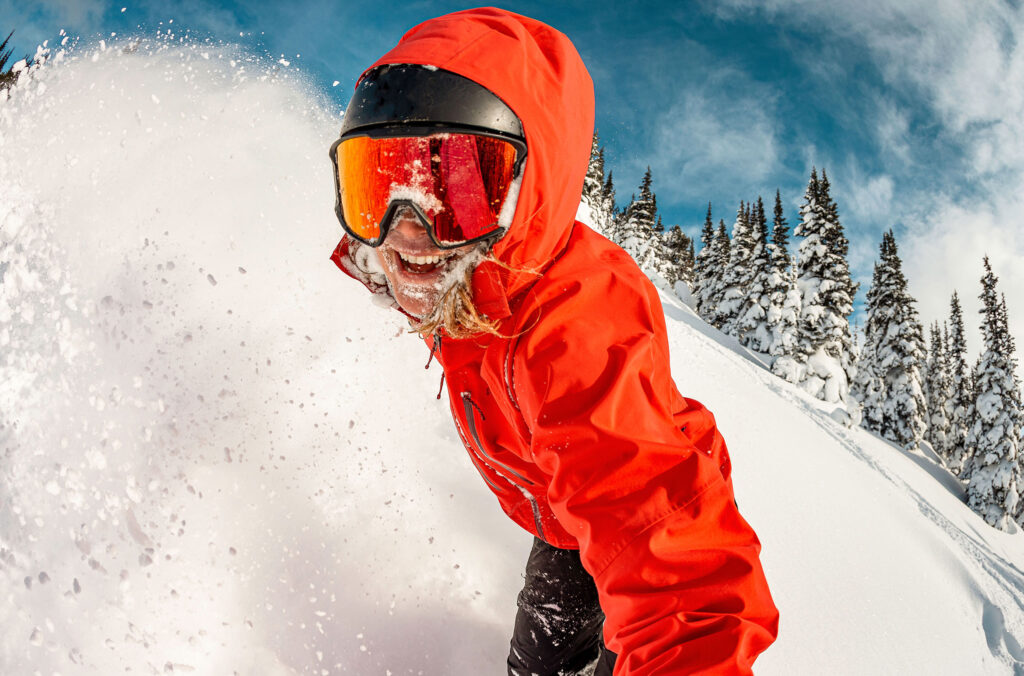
[1,30,29,90]
[965,257,1021,531]
[766,190,803,382]
[704,219,732,329]
[794,167,859,404]
[662,224,694,288]
[852,230,927,446]
[630,167,657,231]
[617,168,668,280]
[685,238,696,285]
[924,322,952,459]
[736,196,773,352]
[603,171,616,212]
[583,133,605,206]
[717,201,755,334]
[946,292,972,476]
[601,170,620,242]
[693,203,717,318]
[581,134,619,240]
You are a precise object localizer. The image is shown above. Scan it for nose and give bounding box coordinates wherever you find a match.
[388,207,431,240]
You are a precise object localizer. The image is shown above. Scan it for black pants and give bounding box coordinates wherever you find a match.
[507,538,618,676]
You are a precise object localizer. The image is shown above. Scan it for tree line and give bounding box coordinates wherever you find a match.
[583,134,1023,533]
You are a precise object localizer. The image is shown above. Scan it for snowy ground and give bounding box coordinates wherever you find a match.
[2,39,1024,675]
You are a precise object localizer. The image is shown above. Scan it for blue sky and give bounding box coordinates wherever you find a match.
[4,0,1023,352]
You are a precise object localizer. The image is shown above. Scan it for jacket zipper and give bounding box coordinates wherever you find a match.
[461,392,545,541]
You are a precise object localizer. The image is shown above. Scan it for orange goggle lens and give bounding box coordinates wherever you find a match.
[333,133,520,247]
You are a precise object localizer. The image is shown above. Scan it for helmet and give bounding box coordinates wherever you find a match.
[340,64,525,144]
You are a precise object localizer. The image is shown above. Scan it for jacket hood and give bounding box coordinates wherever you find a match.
[360,8,595,315]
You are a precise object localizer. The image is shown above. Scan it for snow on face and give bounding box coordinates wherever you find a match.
[371,207,485,319]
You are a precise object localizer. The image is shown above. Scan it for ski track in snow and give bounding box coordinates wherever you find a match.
[2,36,1024,675]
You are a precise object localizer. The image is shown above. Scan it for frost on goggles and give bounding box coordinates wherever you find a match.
[333,133,521,248]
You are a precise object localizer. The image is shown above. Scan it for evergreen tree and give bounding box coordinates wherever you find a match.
[794,167,859,404]
[617,168,668,280]
[924,322,952,458]
[662,224,694,288]
[602,171,622,242]
[717,201,755,334]
[629,167,657,231]
[946,292,972,476]
[581,133,612,237]
[736,196,773,352]
[685,238,696,285]
[582,133,605,206]
[703,219,732,329]
[851,230,927,446]
[693,203,717,317]
[603,171,616,213]
[766,190,803,382]
[770,190,789,262]
[965,257,1022,531]
[1,30,29,90]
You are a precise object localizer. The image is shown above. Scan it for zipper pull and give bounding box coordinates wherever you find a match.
[436,373,446,400]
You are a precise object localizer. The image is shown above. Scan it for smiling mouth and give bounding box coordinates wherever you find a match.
[396,249,453,274]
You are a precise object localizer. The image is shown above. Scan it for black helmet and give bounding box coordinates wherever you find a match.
[339,64,525,146]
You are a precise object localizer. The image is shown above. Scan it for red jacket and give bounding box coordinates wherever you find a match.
[333,8,779,674]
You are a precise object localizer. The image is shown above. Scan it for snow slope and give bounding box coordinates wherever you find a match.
[2,39,1024,675]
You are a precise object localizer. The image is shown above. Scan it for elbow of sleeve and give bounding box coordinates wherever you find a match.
[595,477,779,675]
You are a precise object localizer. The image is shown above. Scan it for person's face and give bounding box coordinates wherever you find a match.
[374,208,478,318]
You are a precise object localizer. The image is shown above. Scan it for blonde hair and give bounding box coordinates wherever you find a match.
[411,256,504,339]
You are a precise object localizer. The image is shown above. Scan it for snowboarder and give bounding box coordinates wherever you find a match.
[328,8,779,674]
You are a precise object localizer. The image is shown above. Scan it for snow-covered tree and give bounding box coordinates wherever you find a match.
[603,170,616,214]
[582,133,604,206]
[693,203,717,318]
[717,201,755,334]
[682,233,695,285]
[852,230,927,446]
[765,190,803,382]
[924,322,952,459]
[735,197,773,352]
[581,133,616,238]
[615,167,657,254]
[1,30,30,90]
[662,223,694,288]
[946,292,972,476]
[615,168,678,291]
[965,257,1021,531]
[794,168,859,404]
[703,219,732,329]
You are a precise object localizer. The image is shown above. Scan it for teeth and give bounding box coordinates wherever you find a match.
[398,252,447,266]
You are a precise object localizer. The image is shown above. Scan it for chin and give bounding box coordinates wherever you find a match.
[396,292,439,320]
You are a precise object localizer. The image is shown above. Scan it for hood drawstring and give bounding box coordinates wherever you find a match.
[425,334,440,369]
[426,334,445,400]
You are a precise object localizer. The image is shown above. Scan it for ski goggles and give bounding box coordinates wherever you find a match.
[330,129,527,249]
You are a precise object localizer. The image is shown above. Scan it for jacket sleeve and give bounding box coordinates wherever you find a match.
[511,276,779,675]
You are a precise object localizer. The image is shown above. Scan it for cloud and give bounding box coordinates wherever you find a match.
[873,98,912,166]
[832,168,895,278]
[901,195,1024,359]
[644,76,780,204]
